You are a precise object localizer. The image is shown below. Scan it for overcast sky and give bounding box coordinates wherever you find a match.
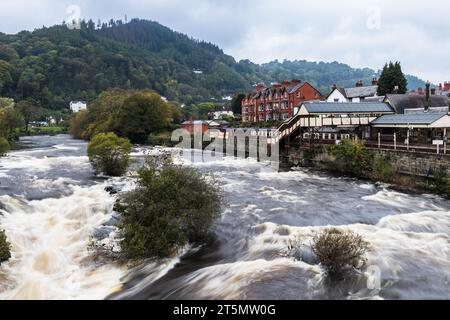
[1,0,449,83]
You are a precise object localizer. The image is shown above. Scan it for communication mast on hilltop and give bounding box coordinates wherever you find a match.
[125,14,128,23]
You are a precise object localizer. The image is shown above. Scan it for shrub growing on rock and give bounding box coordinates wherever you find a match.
[0,137,10,156]
[326,140,373,178]
[372,154,396,182]
[87,132,132,176]
[115,154,223,260]
[0,229,11,264]
[312,228,370,279]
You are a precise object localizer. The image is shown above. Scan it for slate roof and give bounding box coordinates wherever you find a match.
[385,94,449,114]
[301,102,393,114]
[371,113,447,125]
[344,86,378,99]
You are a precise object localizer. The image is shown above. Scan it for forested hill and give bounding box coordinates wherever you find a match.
[0,19,425,111]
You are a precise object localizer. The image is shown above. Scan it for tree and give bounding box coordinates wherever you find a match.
[68,109,89,139]
[110,91,171,143]
[230,93,245,115]
[87,132,132,177]
[0,137,10,156]
[0,107,24,141]
[15,100,44,131]
[0,229,11,264]
[312,228,370,279]
[377,61,408,95]
[114,154,222,260]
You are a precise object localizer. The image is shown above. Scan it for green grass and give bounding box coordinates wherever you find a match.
[27,127,66,135]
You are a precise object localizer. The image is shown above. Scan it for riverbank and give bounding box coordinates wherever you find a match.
[284,143,450,197]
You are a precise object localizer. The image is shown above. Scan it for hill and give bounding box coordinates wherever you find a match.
[0,19,426,111]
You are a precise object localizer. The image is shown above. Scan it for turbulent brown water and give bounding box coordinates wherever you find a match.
[0,135,449,300]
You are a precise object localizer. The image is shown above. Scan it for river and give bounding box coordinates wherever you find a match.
[0,135,449,300]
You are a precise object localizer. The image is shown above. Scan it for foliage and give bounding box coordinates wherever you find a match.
[377,61,408,95]
[15,100,44,130]
[432,170,450,198]
[148,131,174,147]
[69,89,176,143]
[110,91,171,143]
[326,140,373,178]
[230,93,245,115]
[68,109,89,139]
[0,229,11,264]
[115,154,223,260]
[183,102,216,121]
[87,132,132,176]
[0,107,24,141]
[312,228,370,279]
[372,154,396,182]
[0,137,10,156]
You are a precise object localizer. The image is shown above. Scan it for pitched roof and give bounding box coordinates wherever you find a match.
[344,86,378,99]
[385,94,449,114]
[301,102,393,114]
[371,113,447,125]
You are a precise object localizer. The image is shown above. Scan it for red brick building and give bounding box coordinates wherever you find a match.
[241,80,323,123]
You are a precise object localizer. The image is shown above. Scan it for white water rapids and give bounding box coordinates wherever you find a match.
[0,135,449,300]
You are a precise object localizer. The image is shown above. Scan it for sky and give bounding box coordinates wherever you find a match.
[0,0,449,83]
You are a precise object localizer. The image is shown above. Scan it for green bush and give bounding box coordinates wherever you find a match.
[115,154,223,260]
[87,132,132,177]
[326,139,373,178]
[0,137,10,156]
[372,155,396,182]
[312,228,370,279]
[0,230,11,264]
[148,131,174,147]
[432,170,450,198]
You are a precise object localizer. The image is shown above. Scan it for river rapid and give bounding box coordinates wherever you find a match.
[0,135,449,300]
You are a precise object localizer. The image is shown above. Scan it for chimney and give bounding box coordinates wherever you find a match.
[372,78,378,86]
[281,80,291,88]
[291,79,302,86]
[431,87,436,95]
[255,83,266,92]
[418,87,424,95]
[272,82,282,90]
[439,83,443,92]
[445,82,450,91]
[355,80,364,87]
[331,84,337,90]
[426,81,431,101]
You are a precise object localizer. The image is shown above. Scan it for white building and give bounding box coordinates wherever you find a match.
[326,80,379,103]
[210,110,234,120]
[70,101,87,113]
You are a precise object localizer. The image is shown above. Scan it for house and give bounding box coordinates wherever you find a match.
[70,101,87,113]
[241,80,323,123]
[276,102,394,143]
[326,79,379,103]
[384,94,449,114]
[210,110,234,120]
[181,120,210,134]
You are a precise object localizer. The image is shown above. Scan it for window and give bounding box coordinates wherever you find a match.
[334,98,339,102]
[296,92,300,98]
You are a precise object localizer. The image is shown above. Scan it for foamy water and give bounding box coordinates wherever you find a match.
[1,136,449,300]
[0,136,124,300]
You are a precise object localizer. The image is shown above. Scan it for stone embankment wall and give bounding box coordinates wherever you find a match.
[286,147,450,178]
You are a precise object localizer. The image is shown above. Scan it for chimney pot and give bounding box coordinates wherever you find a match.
[372,78,378,86]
